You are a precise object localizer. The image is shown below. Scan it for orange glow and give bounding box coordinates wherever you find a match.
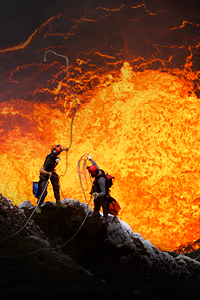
[0,15,57,53]
[1,62,200,252]
[1,1,200,252]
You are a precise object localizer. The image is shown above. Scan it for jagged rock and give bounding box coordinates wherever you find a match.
[0,196,46,239]
[0,195,200,297]
[17,200,34,209]
[24,235,50,247]
[11,198,198,283]
[106,216,200,279]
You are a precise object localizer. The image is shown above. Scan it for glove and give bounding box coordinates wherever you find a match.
[87,154,92,160]
[92,192,99,198]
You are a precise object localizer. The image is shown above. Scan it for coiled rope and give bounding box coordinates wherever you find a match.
[77,154,93,204]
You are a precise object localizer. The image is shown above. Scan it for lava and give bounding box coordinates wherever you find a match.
[0,0,200,252]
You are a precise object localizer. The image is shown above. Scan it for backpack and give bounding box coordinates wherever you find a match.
[32,182,41,199]
[92,172,121,216]
[103,173,121,216]
[107,196,121,216]
[105,174,114,190]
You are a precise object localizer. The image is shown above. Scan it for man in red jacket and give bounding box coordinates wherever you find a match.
[87,155,108,225]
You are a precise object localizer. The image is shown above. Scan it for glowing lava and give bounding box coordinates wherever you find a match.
[73,63,200,251]
[0,62,200,251]
[1,1,200,252]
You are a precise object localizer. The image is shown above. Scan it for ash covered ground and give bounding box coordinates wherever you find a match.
[0,194,200,299]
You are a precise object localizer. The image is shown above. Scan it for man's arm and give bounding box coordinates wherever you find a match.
[88,157,100,170]
[40,155,52,176]
[39,166,52,176]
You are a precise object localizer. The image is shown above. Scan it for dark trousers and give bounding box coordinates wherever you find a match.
[38,174,60,206]
[94,197,108,217]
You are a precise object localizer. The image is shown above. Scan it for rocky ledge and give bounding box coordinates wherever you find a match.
[0,194,200,299]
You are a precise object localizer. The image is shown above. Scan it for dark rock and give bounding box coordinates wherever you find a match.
[0,196,200,298]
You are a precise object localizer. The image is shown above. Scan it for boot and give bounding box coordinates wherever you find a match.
[102,216,108,225]
[56,201,68,208]
[88,211,100,218]
[35,206,41,214]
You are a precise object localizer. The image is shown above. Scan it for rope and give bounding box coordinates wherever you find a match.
[0,175,51,244]
[49,208,90,251]
[0,205,90,258]
[60,185,79,210]
[0,157,92,257]
[44,50,78,179]
[0,51,77,243]
[77,154,93,204]
[0,52,84,256]
[44,50,78,153]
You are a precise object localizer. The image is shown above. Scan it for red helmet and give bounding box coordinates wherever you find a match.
[88,165,98,177]
[51,144,63,156]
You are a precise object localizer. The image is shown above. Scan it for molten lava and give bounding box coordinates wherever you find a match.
[0,1,200,252]
[1,62,200,251]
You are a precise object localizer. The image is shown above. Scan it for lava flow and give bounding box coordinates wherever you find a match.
[0,1,200,252]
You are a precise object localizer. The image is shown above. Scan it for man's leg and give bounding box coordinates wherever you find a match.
[51,174,67,208]
[89,198,100,218]
[36,178,48,213]
[50,174,60,203]
[101,197,108,224]
[94,197,101,213]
